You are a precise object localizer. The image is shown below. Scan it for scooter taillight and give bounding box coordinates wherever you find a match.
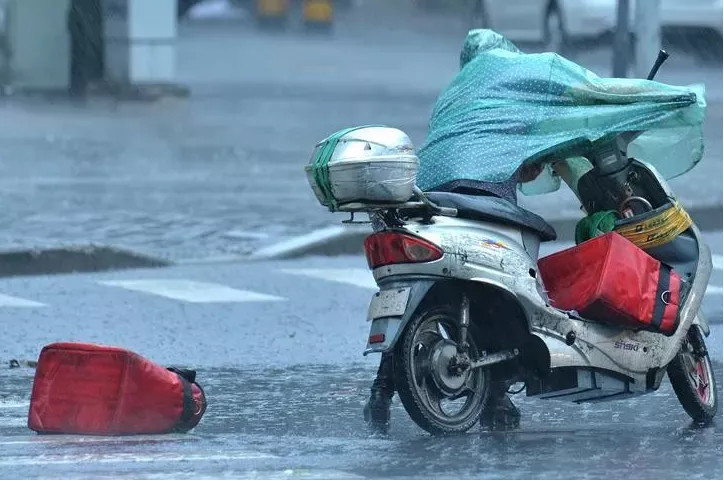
[363,231,443,270]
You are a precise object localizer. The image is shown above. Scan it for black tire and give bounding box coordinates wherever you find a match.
[393,304,490,435]
[667,326,718,425]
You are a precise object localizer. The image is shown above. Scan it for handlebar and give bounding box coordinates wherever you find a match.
[593,49,670,172]
[647,50,670,81]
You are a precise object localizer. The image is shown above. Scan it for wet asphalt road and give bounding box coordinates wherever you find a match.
[0,20,719,261]
[0,232,722,479]
[1,362,722,479]
[0,9,721,478]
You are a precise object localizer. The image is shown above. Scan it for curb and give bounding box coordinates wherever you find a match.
[0,245,171,279]
[90,82,192,102]
[0,82,191,104]
[249,204,723,261]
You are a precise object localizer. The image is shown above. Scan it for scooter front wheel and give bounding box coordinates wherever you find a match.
[667,326,718,425]
[393,304,490,435]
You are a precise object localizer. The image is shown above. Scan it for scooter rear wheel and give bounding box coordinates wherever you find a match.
[667,326,718,425]
[393,304,490,435]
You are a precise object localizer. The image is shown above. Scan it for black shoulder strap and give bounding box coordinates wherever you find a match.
[167,367,196,384]
[167,367,197,432]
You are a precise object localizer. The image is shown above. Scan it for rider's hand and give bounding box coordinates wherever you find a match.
[519,162,544,183]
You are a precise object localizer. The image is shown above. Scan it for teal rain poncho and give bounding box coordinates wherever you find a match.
[416,29,707,196]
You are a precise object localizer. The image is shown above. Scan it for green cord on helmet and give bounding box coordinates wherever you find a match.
[309,125,387,212]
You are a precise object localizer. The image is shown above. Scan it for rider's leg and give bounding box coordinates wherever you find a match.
[363,351,395,432]
[480,377,521,430]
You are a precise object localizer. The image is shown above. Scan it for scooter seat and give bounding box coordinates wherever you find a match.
[424,191,557,242]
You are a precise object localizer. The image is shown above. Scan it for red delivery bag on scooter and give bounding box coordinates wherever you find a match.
[28,342,207,435]
[537,232,682,335]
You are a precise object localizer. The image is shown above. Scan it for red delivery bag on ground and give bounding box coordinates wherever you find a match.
[538,232,682,335]
[28,342,207,435]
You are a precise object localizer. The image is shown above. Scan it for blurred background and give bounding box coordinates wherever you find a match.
[0,0,719,261]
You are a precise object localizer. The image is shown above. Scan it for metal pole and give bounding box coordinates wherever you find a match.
[612,0,630,77]
[633,0,662,79]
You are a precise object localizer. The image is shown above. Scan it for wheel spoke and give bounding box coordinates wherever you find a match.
[447,369,481,401]
[413,341,434,388]
[437,322,451,340]
[683,353,698,378]
[421,378,446,417]
[695,360,712,404]
[412,321,453,389]
[683,351,707,392]
[417,325,439,338]
[449,386,474,401]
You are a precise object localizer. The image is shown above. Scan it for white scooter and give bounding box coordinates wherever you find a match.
[306,51,717,435]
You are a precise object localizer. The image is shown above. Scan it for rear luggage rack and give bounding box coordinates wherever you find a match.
[338,186,458,217]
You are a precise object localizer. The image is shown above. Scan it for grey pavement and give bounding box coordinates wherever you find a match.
[0,12,719,263]
[0,232,722,479]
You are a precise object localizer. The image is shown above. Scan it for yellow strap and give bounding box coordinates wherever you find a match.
[614,201,692,250]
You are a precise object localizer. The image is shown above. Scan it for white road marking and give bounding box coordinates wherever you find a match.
[0,293,44,307]
[706,285,723,296]
[279,268,377,290]
[249,225,369,261]
[98,279,286,303]
[222,229,270,241]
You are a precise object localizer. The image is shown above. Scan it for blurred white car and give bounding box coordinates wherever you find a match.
[473,0,723,52]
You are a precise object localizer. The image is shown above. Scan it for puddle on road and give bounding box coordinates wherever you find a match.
[0,363,721,479]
